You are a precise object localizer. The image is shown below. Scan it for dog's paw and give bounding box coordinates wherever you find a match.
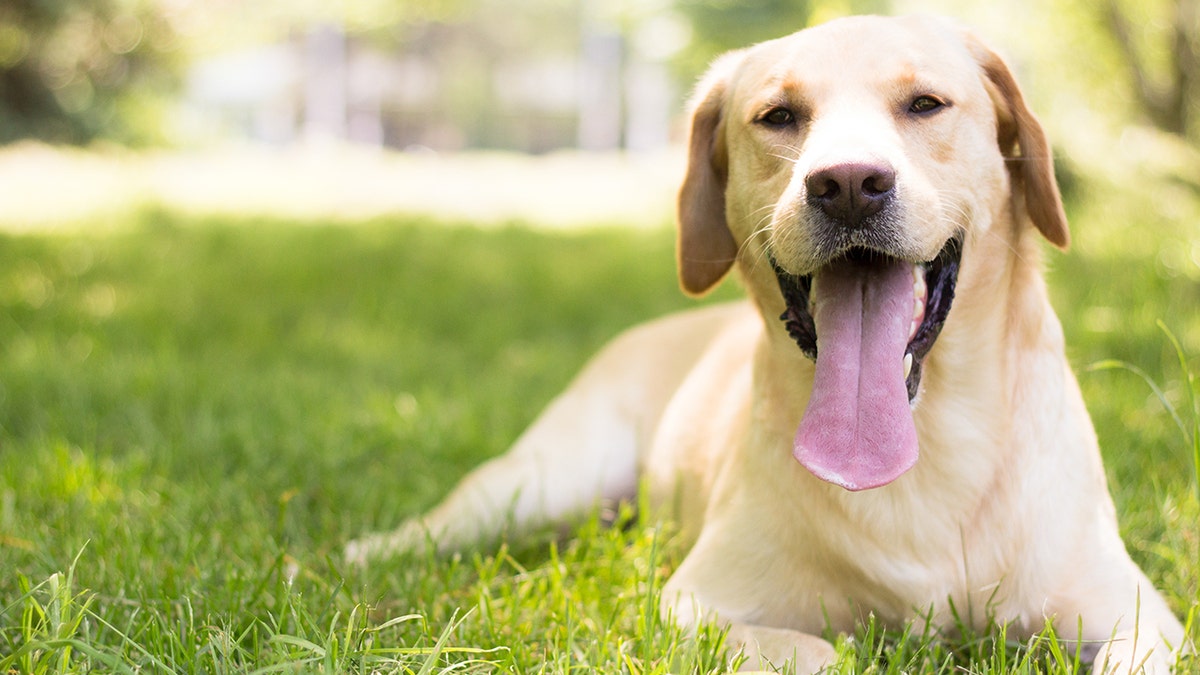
[1091,631,1176,675]
[344,519,429,567]
[726,624,837,674]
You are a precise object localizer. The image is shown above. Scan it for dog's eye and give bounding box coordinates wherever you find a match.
[908,95,946,115]
[760,107,795,127]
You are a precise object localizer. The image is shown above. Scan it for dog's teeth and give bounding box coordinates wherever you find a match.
[904,352,913,379]
[910,265,926,341]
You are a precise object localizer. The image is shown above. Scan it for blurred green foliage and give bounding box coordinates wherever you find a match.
[670,0,815,78]
[671,0,888,79]
[0,0,181,145]
[1099,0,1200,141]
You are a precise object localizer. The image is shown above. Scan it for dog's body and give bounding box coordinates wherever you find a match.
[348,15,1186,673]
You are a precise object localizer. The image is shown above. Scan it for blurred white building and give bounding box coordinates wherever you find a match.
[182,7,689,153]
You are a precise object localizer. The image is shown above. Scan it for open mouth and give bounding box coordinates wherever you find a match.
[770,235,962,490]
[773,236,962,400]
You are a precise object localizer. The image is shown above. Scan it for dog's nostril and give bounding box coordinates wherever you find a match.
[862,170,895,197]
[813,178,841,200]
[806,161,897,225]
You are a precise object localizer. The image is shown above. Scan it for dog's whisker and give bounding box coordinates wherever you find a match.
[770,143,804,162]
[767,144,804,164]
[741,204,790,269]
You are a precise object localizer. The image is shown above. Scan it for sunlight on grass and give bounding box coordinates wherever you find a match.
[0,143,682,232]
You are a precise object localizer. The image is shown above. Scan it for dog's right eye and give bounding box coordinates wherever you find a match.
[759,107,795,127]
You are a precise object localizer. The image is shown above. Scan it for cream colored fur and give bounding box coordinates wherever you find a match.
[347,15,1187,674]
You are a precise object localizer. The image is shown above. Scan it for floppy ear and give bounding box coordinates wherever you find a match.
[968,36,1070,249]
[677,51,743,296]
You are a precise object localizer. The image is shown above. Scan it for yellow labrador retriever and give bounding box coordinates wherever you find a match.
[348,15,1187,674]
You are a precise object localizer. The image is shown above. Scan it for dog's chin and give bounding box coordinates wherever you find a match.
[771,234,963,403]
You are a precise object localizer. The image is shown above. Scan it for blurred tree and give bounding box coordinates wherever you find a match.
[0,0,181,145]
[1103,0,1199,140]
[671,0,890,82]
[673,0,812,79]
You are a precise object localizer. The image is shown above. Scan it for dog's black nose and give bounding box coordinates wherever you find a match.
[805,162,896,226]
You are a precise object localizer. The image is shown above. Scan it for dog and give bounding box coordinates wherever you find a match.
[347,15,1187,674]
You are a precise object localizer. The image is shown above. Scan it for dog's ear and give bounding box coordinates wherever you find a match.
[677,51,744,296]
[967,35,1070,249]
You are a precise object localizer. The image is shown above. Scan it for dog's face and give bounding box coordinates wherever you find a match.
[730,18,1001,271]
[677,15,1069,491]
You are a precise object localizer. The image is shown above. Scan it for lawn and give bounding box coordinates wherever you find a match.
[1,176,1198,671]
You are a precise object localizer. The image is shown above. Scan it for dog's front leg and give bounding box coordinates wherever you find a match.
[345,304,746,564]
[344,379,642,563]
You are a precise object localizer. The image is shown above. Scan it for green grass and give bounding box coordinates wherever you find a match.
[0,199,1197,673]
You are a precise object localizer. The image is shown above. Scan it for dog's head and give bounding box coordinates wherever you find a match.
[677,15,1069,490]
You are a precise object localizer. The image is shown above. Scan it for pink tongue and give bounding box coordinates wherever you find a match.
[794,259,918,491]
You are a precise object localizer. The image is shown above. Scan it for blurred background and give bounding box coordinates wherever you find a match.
[0,0,1198,230]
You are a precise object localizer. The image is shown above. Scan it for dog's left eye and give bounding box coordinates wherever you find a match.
[908,95,947,114]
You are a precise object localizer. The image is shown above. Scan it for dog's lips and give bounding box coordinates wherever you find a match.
[772,237,962,490]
